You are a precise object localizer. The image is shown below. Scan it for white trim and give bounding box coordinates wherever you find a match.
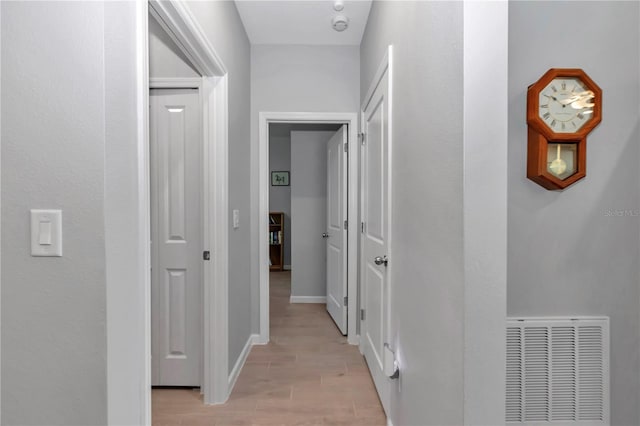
[227,333,259,394]
[137,3,152,424]
[258,112,359,345]
[202,74,229,404]
[108,1,230,423]
[149,77,201,89]
[148,0,227,76]
[290,296,327,304]
[106,3,151,425]
[283,264,292,271]
[0,2,3,421]
[147,2,230,407]
[359,45,394,417]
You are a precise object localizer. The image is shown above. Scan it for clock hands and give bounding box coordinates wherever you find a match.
[558,90,595,110]
[543,89,595,125]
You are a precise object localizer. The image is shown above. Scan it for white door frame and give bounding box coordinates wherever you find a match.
[258,112,359,345]
[107,1,229,424]
[149,78,207,390]
[149,0,231,406]
[358,46,393,415]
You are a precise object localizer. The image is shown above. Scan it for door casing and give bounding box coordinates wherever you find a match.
[325,125,349,334]
[257,113,359,346]
[359,46,393,416]
[106,2,230,424]
[148,0,231,407]
[149,83,203,387]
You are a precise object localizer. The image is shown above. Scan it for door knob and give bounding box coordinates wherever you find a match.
[374,255,388,266]
[322,233,330,238]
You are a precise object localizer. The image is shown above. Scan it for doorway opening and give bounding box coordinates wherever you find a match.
[258,113,359,346]
[149,85,203,389]
[146,0,230,413]
[268,123,343,332]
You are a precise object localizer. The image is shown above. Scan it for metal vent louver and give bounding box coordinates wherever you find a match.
[506,317,609,425]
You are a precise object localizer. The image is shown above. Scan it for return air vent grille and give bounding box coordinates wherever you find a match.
[506,317,609,425]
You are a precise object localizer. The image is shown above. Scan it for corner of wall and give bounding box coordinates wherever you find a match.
[462,2,508,425]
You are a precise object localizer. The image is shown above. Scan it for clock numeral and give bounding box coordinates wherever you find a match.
[571,85,576,93]
[577,113,584,120]
[551,85,558,92]
[541,104,549,108]
[561,122,566,130]
[572,121,577,128]
[561,82,566,90]
[551,119,557,127]
[543,112,551,120]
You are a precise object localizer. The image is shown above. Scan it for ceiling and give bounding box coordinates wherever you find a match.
[234,0,372,46]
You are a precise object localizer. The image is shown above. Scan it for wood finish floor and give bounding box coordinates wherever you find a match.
[152,271,386,425]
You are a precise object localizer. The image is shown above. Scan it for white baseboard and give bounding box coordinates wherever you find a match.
[290,296,326,304]
[347,334,360,346]
[227,333,259,393]
[283,264,292,271]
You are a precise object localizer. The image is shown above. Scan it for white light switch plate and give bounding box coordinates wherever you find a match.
[233,209,240,229]
[31,209,62,257]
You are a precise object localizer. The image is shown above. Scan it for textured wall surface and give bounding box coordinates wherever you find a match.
[149,14,199,78]
[2,2,107,424]
[508,2,640,425]
[360,2,465,424]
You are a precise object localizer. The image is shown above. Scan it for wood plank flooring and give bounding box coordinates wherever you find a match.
[152,271,386,425]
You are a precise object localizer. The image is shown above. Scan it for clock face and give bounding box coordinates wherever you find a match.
[538,77,596,133]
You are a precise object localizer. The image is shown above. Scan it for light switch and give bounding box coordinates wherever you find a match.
[233,209,240,229]
[38,221,52,245]
[31,209,62,257]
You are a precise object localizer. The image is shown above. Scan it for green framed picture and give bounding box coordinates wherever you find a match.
[271,171,290,186]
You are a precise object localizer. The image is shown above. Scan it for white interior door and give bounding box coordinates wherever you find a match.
[150,88,202,386]
[360,69,391,414]
[325,125,348,334]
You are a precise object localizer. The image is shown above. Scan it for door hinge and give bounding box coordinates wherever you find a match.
[359,133,366,144]
[344,142,348,153]
[361,222,365,233]
[203,251,211,261]
[344,296,348,306]
[360,309,365,321]
[344,220,348,230]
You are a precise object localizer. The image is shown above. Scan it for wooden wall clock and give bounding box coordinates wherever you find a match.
[527,68,602,190]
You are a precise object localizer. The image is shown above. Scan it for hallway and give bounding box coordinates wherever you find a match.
[152,271,386,425]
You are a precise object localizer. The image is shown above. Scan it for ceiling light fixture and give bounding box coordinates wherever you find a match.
[332,15,349,32]
[333,0,344,11]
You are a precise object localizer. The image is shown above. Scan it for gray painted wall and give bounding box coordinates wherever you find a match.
[269,132,292,267]
[250,45,360,331]
[1,2,107,424]
[184,1,252,374]
[508,2,640,425]
[149,14,199,78]
[360,2,465,425]
[290,130,335,298]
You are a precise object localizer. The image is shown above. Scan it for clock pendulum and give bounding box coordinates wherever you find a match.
[549,144,567,177]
